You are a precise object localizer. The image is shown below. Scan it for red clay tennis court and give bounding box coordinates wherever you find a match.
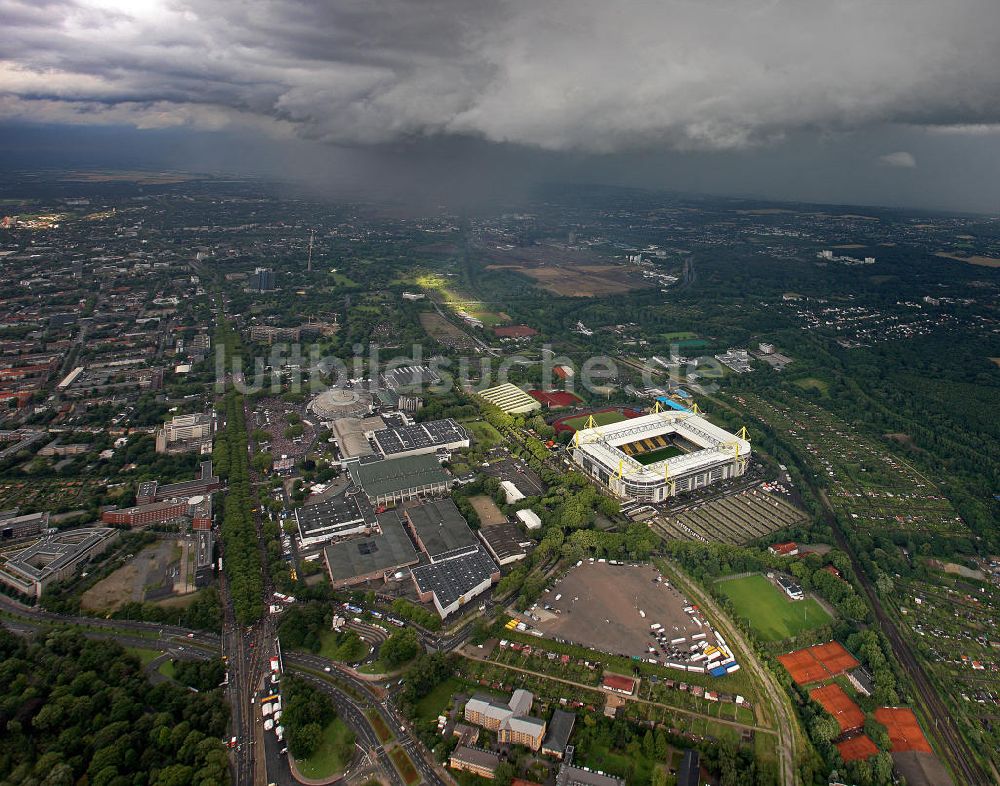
[810,684,865,732]
[874,707,932,753]
[527,389,583,408]
[778,641,860,685]
[778,648,828,684]
[837,734,879,762]
[811,641,861,674]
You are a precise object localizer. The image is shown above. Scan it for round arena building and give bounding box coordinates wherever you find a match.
[307,387,374,420]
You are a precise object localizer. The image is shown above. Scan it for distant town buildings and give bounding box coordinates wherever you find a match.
[818,250,875,265]
[251,266,276,292]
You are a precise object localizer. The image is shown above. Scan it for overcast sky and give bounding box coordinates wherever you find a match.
[2,0,1000,212]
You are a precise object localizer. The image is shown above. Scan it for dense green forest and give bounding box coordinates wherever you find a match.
[0,629,229,786]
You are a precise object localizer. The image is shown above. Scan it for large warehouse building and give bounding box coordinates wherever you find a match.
[571,410,750,503]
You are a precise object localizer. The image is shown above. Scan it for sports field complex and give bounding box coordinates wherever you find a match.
[716,573,831,641]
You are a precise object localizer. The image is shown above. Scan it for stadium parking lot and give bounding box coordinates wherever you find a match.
[530,561,717,661]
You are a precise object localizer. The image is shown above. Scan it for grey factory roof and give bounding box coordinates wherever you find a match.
[410,545,497,610]
[324,511,419,582]
[332,416,385,461]
[450,746,498,771]
[348,453,450,499]
[157,460,218,498]
[0,527,117,586]
[478,522,531,564]
[371,418,468,457]
[556,764,626,786]
[542,710,576,755]
[296,489,376,539]
[403,498,479,560]
[382,364,441,390]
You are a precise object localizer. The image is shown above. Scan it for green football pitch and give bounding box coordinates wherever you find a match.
[632,445,685,465]
[561,411,628,431]
[717,574,832,642]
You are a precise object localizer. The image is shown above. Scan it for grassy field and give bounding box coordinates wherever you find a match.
[366,710,394,744]
[633,445,684,465]
[717,574,831,642]
[295,718,355,779]
[126,646,163,666]
[662,331,698,340]
[414,677,462,723]
[157,659,176,679]
[792,377,830,396]
[319,629,368,663]
[463,419,503,449]
[560,410,628,431]
[358,650,416,675]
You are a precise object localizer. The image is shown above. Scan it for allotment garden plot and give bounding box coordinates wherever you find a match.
[736,392,967,538]
[655,488,806,545]
[893,569,1000,756]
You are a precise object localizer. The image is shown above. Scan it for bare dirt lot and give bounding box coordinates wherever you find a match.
[935,251,1000,268]
[533,562,707,659]
[469,495,507,526]
[81,539,179,612]
[480,245,653,297]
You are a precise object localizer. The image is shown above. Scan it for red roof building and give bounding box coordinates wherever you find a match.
[602,674,636,695]
[769,541,800,557]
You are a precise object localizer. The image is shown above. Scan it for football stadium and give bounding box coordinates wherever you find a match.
[571,409,750,502]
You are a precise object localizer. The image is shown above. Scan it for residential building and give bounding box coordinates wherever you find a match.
[449,746,499,779]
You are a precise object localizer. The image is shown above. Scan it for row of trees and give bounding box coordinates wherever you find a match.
[214,388,264,624]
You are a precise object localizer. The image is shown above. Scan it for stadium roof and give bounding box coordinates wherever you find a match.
[477,383,542,414]
[574,410,749,483]
[404,498,479,560]
[324,511,419,581]
[348,453,449,498]
[411,546,497,610]
[371,418,468,457]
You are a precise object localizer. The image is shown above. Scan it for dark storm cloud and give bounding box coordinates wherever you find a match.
[2,0,1000,153]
